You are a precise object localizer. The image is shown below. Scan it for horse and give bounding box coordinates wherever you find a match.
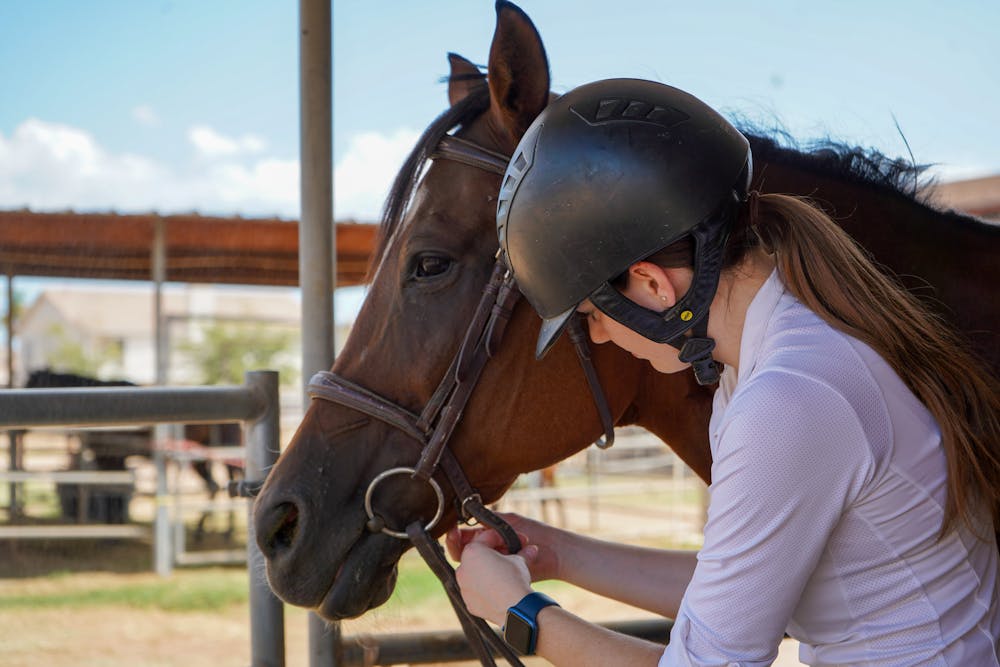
[24,369,243,538]
[253,0,999,624]
[178,422,244,541]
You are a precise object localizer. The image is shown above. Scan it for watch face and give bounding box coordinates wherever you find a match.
[503,610,535,655]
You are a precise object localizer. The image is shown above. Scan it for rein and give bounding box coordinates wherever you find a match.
[306,132,616,665]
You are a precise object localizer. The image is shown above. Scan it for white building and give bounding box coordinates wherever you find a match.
[16,283,307,386]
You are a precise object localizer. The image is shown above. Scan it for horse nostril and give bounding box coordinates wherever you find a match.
[273,503,299,550]
[258,501,300,560]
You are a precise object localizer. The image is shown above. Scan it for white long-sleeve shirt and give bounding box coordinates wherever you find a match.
[660,270,999,667]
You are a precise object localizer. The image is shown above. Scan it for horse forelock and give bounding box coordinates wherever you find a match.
[366,84,493,285]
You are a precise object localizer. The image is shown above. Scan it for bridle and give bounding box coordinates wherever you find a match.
[306,133,616,666]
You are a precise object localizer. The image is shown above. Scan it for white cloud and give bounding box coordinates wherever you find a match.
[0,119,169,211]
[132,104,160,127]
[333,128,419,220]
[189,125,266,158]
[0,118,294,216]
[0,118,419,221]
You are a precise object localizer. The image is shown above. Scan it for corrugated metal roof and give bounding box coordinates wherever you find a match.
[0,210,377,286]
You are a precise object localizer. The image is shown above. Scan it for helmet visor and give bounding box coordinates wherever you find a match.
[535,306,577,359]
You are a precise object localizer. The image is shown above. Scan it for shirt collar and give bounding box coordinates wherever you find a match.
[736,268,785,384]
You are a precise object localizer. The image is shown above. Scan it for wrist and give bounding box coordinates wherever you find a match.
[502,591,561,655]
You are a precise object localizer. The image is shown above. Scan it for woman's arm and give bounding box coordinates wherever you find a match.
[453,534,668,667]
[534,605,666,666]
[448,514,697,618]
[553,530,696,618]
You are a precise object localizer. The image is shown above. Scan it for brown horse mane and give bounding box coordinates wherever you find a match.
[745,129,999,232]
[747,130,927,197]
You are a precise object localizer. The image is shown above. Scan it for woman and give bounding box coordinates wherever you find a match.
[448,79,1000,666]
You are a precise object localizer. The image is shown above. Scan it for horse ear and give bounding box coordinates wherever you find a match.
[447,52,486,107]
[487,1,551,152]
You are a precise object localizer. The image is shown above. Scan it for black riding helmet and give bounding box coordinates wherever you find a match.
[496,78,751,385]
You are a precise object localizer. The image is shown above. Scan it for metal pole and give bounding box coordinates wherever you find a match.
[245,371,285,667]
[299,0,335,375]
[5,273,12,387]
[6,273,20,519]
[152,217,172,576]
[153,216,169,386]
[0,384,265,428]
[299,0,338,664]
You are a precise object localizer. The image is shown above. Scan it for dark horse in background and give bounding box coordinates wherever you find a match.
[254,1,999,622]
[25,369,243,539]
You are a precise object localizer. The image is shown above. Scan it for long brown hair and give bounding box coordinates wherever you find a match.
[648,193,1000,538]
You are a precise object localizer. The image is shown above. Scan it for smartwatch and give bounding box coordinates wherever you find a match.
[502,591,560,655]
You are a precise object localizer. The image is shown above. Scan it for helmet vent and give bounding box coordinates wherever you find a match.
[595,98,624,120]
[623,101,652,118]
[577,99,690,128]
[512,153,528,172]
[646,105,689,127]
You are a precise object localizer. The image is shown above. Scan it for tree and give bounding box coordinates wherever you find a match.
[177,321,298,387]
[44,323,124,378]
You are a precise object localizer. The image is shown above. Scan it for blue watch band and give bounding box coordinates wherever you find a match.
[503,591,560,655]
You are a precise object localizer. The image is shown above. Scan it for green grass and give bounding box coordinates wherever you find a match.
[385,553,452,607]
[0,568,249,612]
[0,554,460,614]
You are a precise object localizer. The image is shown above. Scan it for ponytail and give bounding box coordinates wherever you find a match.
[746,193,1000,538]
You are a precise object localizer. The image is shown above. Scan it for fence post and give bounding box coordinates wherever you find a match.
[299,0,338,662]
[152,442,170,575]
[245,370,285,667]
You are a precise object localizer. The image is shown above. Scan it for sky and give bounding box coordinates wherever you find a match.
[1,0,998,317]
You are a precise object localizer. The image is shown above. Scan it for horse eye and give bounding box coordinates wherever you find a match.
[413,255,452,279]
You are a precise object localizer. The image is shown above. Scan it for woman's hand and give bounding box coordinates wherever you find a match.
[446,512,563,582]
[453,528,536,625]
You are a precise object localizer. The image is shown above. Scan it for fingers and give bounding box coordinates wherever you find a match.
[446,525,495,560]
[445,526,463,561]
[470,527,508,548]
[446,524,533,560]
[519,543,539,565]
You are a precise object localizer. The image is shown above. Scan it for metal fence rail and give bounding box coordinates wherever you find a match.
[0,370,285,667]
[336,618,672,666]
[0,384,263,429]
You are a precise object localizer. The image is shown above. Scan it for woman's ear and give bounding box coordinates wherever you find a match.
[627,261,679,309]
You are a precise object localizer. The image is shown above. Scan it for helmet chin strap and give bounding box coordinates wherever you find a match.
[671,319,721,386]
[586,221,729,386]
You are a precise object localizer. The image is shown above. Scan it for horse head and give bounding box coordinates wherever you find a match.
[252,2,673,621]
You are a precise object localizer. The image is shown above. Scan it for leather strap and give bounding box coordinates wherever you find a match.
[407,522,525,667]
[565,317,616,449]
[308,372,428,446]
[432,135,510,176]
